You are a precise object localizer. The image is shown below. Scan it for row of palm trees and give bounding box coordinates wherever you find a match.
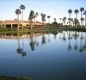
[67,7,86,27]
[15,5,86,29]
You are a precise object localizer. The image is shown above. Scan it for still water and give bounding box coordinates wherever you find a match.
[0,31,86,80]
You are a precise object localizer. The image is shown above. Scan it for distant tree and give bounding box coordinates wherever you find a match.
[74,18,80,28]
[20,4,25,20]
[68,9,72,26]
[80,18,84,26]
[28,10,35,30]
[54,18,56,22]
[41,13,46,26]
[62,17,67,25]
[80,7,84,27]
[52,18,58,27]
[59,18,62,26]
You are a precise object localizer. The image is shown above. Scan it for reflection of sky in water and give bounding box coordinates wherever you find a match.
[0,31,86,80]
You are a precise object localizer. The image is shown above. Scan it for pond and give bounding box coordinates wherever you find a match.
[0,31,86,80]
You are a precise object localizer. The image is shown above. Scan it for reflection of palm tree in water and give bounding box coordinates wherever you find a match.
[34,33,39,46]
[79,32,83,52]
[41,33,46,45]
[62,32,66,41]
[74,32,78,50]
[17,33,27,56]
[48,33,50,42]
[52,31,57,39]
[59,32,62,39]
[21,38,27,56]
[68,31,72,50]
[68,38,72,51]
[30,32,35,51]
[83,33,86,50]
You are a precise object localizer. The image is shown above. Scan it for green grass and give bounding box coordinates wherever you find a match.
[0,27,86,34]
[0,76,32,80]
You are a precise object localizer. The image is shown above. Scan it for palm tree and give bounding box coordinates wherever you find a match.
[68,9,72,26]
[74,9,79,19]
[74,10,80,28]
[80,7,84,27]
[83,11,86,28]
[15,9,21,20]
[28,10,35,30]
[35,12,39,22]
[20,4,25,20]
[41,13,46,27]
[15,9,21,30]
[47,15,50,24]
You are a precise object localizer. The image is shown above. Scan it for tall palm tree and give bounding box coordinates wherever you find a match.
[15,9,21,30]
[35,12,39,22]
[68,9,72,26]
[28,10,35,30]
[74,9,79,28]
[20,4,25,20]
[74,9,79,19]
[80,7,84,27]
[83,11,86,28]
[47,15,50,24]
[15,9,21,20]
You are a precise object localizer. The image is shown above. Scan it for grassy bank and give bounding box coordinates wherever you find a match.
[0,76,32,80]
[0,27,86,34]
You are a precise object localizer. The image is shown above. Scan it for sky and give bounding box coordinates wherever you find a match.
[0,0,86,23]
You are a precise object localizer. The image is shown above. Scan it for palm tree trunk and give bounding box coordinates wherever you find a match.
[22,10,23,20]
[48,18,49,24]
[85,15,86,29]
[30,20,33,30]
[60,20,61,27]
[76,13,77,19]
[18,14,19,30]
[76,13,77,28]
[81,12,82,29]
[69,14,71,27]
[17,14,19,20]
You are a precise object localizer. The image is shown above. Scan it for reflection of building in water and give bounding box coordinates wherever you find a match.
[0,32,43,39]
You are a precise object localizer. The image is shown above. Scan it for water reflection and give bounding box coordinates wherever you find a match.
[1,31,86,80]
[1,31,86,54]
[17,33,27,56]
